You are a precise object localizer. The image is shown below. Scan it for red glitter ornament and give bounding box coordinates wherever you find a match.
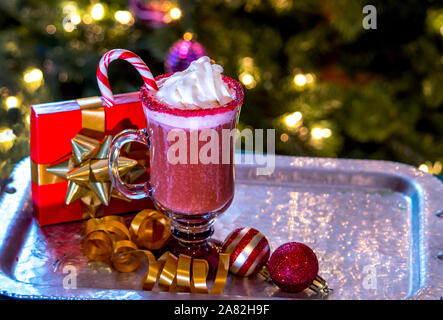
[268,242,320,293]
[222,227,270,277]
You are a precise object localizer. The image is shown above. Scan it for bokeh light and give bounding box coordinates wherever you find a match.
[45,24,56,34]
[280,133,289,142]
[83,14,93,24]
[241,57,254,68]
[169,7,182,20]
[63,20,76,32]
[183,32,193,41]
[63,3,77,15]
[419,161,442,174]
[0,128,16,143]
[91,3,105,20]
[24,68,43,83]
[293,73,315,88]
[284,112,302,127]
[71,14,81,25]
[114,10,133,25]
[5,96,19,109]
[294,74,307,86]
[305,73,315,84]
[434,161,442,174]
[311,127,332,140]
[240,73,256,89]
[322,128,332,138]
[241,74,254,86]
[418,164,429,173]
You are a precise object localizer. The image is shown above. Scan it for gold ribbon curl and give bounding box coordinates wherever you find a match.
[139,251,230,295]
[129,209,171,250]
[82,210,230,294]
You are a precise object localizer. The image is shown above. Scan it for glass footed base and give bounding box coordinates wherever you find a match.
[165,238,223,278]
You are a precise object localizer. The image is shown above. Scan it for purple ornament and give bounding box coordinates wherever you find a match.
[129,0,170,27]
[165,39,207,73]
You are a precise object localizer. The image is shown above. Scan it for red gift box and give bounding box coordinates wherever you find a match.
[30,92,153,226]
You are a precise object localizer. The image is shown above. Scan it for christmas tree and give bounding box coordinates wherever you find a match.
[1,0,443,183]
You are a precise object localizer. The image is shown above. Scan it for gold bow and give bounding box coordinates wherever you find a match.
[46,134,145,218]
[82,210,230,295]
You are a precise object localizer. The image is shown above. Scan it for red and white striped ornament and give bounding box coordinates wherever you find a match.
[96,48,158,108]
[221,227,270,277]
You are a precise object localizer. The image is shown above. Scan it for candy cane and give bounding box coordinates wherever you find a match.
[97,49,158,108]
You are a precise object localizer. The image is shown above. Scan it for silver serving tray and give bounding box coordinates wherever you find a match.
[0,156,442,300]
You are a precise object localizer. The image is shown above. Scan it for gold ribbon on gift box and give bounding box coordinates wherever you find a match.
[31,96,106,187]
[77,96,105,133]
[82,209,230,294]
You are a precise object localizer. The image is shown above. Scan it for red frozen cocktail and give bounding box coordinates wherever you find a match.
[141,74,243,216]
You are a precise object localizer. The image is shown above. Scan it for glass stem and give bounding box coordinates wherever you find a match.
[170,216,215,246]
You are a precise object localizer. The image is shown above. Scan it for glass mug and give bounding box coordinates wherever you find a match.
[108,74,244,259]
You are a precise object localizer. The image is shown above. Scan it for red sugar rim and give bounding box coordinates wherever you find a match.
[140,73,244,117]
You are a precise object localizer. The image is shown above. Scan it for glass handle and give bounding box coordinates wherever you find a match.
[108,128,151,200]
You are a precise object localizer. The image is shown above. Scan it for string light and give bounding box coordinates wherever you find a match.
[241,74,253,85]
[58,72,68,82]
[311,128,324,140]
[24,68,43,83]
[0,129,16,143]
[294,74,307,86]
[284,112,302,127]
[183,32,193,41]
[419,161,442,174]
[434,161,442,174]
[280,133,289,142]
[305,73,315,83]
[71,14,81,25]
[169,7,182,20]
[83,14,93,24]
[62,2,81,31]
[298,127,308,141]
[241,57,254,68]
[91,3,105,20]
[63,3,77,15]
[63,18,76,32]
[46,24,56,34]
[114,10,133,25]
[293,72,315,88]
[322,128,332,138]
[240,73,256,89]
[311,127,332,140]
[5,96,18,109]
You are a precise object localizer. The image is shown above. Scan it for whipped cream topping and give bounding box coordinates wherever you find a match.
[156,56,233,109]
